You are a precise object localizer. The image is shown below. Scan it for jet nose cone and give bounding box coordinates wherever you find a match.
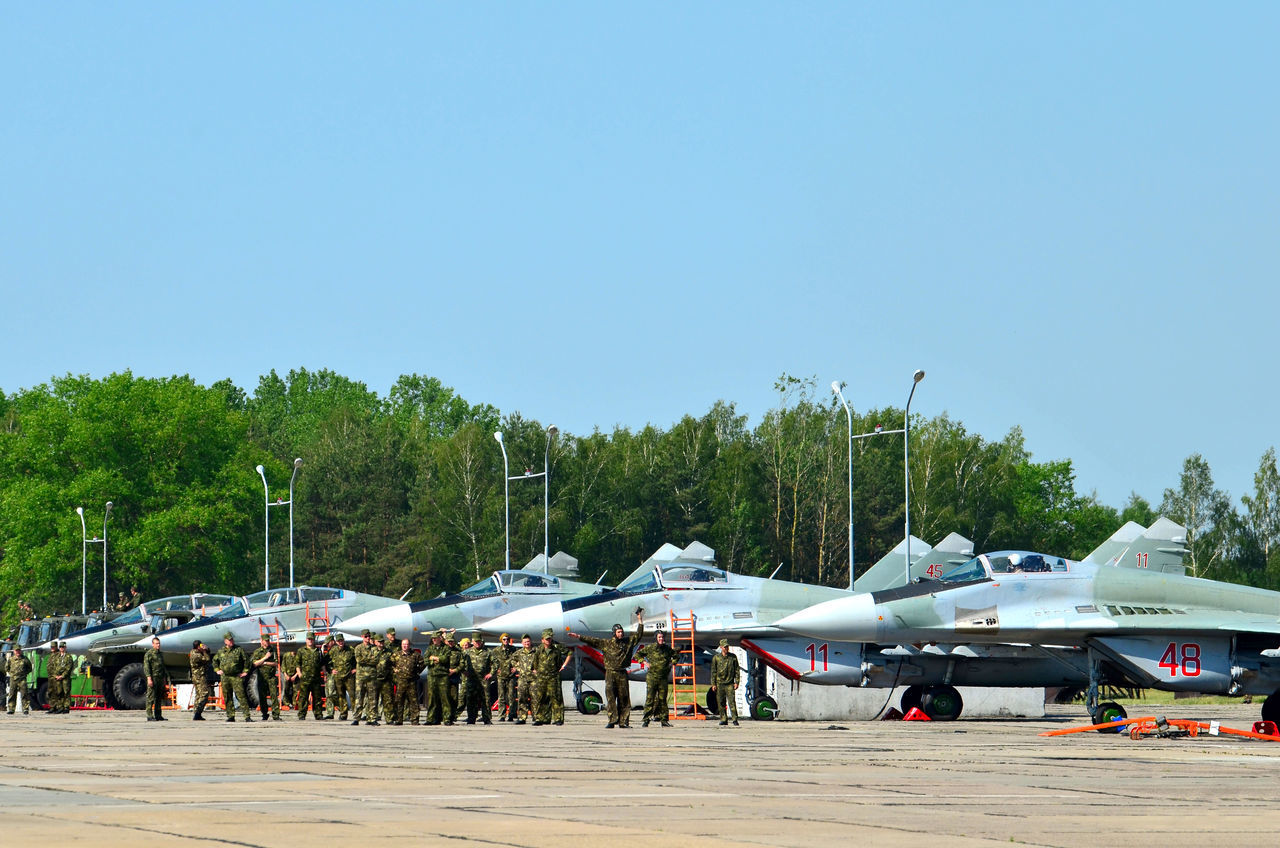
[480,602,565,638]
[339,605,410,639]
[777,594,880,642]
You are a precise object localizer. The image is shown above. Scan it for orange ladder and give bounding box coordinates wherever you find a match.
[668,611,705,721]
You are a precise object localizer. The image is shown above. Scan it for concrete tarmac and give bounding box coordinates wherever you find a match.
[2,703,1278,847]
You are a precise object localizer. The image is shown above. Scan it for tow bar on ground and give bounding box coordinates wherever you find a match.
[1041,715,1280,741]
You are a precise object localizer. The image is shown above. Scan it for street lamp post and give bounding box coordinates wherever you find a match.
[76,507,87,615]
[904,369,926,586]
[101,502,113,611]
[256,461,302,591]
[494,432,510,570]
[544,424,557,573]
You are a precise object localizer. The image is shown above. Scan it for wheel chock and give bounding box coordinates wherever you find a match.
[880,707,903,721]
[902,707,931,721]
[1252,720,1278,736]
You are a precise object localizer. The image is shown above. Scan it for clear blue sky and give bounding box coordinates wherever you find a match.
[4,4,1277,511]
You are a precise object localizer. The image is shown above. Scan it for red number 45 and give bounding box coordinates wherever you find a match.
[1158,642,1201,677]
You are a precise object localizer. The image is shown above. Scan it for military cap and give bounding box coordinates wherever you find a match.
[541,628,554,639]
[471,631,482,640]
[521,633,532,641]
[373,633,384,641]
[333,632,345,641]
[386,627,397,634]
[445,632,457,641]
[305,631,316,640]
[222,632,234,641]
[361,629,372,637]
[59,641,68,648]
[719,639,730,647]
[192,639,203,649]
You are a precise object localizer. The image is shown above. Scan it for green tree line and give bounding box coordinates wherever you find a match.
[3,370,1278,625]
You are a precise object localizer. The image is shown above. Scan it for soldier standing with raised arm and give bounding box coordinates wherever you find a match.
[570,608,644,728]
[636,629,678,727]
[188,640,212,721]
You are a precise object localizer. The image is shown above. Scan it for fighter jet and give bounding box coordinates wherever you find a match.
[778,518,1280,724]
[61,593,238,657]
[336,552,609,646]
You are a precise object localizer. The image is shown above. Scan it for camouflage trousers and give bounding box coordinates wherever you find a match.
[326,673,354,719]
[252,670,280,718]
[48,677,71,712]
[145,679,169,720]
[361,678,383,722]
[382,677,397,723]
[534,676,564,724]
[714,682,739,723]
[6,678,29,714]
[392,678,419,724]
[294,676,323,719]
[515,676,536,722]
[603,669,632,726]
[424,675,453,724]
[192,675,212,715]
[219,674,251,719]
[643,677,670,722]
[494,675,516,719]
[459,674,487,722]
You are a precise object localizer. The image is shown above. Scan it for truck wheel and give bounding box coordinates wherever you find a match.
[921,685,963,721]
[111,663,148,710]
[35,680,50,711]
[577,690,603,715]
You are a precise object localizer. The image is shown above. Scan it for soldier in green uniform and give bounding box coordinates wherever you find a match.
[390,638,425,725]
[291,631,324,719]
[710,639,740,726]
[570,610,644,728]
[325,632,356,721]
[443,631,463,720]
[423,629,457,725]
[534,628,573,725]
[636,629,678,727]
[5,645,33,715]
[380,628,399,724]
[188,640,212,720]
[351,629,378,725]
[511,634,538,725]
[46,641,75,714]
[143,635,169,721]
[489,633,518,721]
[465,632,494,724]
[213,633,252,722]
[249,634,280,720]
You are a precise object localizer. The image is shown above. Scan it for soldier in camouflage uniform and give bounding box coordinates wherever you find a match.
[570,610,644,728]
[511,634,538,725]
[213,633,252,722]
[534,628,573,725]
[464,633,494,724]
[380,628,399,724]
[143,636,169,721]
[390,638,425,725]
[351,629,379,725]
[291,632,324,719]
[636,629,678,727]
[489,633,518,721]
[423,629,457,725]
[46,641,76,714]
[249,634,280,720]
[188,640,212,720]
[325,632,356,720]
[710,639,740,726]
[443,631,463,720]
[5,645,32,715]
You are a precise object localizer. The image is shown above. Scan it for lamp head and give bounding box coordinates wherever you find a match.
[293,457,303,468]
[76,506,84,517]
[493,431,503,443]
[105,501,113,514]
[831,380,843,395]
[913,369,926,383]
[547,424,558,435]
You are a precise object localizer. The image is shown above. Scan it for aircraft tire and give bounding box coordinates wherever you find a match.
[705,687,718,715]
[1261,691,1280,725]
[577,690,603,715]
[900,685,924,714]
[245,675,261,708]
[111,662,148,710]
[1091,701,1127,732]
[749,695,778,721]
[920,685,963,721]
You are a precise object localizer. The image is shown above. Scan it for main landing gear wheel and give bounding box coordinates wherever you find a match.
[920,685,963,721]
[1092,701,1128,732]
[705,687,719,715]
[750,695,778,721]
[900,685,924,715]
[577,690,603,715]
[1260,691,1280,725]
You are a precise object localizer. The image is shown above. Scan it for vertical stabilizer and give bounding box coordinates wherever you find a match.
[1083,521,1146,566]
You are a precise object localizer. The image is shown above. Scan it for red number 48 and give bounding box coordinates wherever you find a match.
[1158,642,1201,677]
